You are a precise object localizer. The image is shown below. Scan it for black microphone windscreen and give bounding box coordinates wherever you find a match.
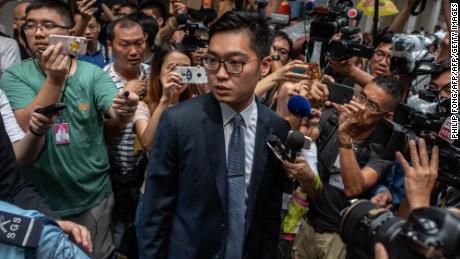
[284,130,306,152]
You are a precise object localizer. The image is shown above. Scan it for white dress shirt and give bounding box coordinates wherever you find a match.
[220,97,258,186]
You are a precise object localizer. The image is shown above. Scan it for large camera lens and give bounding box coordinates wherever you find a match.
[340,200,405,258]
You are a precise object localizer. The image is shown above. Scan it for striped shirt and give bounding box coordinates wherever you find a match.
[103,63,150,174]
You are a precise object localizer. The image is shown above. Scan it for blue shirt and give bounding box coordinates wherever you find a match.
[78,42,107,68]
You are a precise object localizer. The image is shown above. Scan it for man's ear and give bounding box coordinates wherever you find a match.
[106,40,112,49]
[158,17,165,27]
[260,56,272,77]
[385,111,394,121]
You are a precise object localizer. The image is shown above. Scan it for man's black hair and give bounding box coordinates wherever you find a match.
[119,0,138,10]
[106,15,144,42]
[26,0,75,27]
[139,0,166,19]
[273,30,293,58]
[128,12,159,50]
[374,30,394,48]
[209,10,272,58]
[371,76,403,111]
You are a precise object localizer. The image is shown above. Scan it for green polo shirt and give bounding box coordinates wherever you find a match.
[0,59,116,217]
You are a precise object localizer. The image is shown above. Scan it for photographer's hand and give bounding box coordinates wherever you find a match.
[160,64,185,104]
[337,97,366,143]
[112,91,139,124]
[396,139,439,211]
[255,60,310,97]
[374,243,389,259]
[41,43,71,86]
[282,156,321,197]
[306,76,330,106]
[124,80,147,98]
[29,111,53,136]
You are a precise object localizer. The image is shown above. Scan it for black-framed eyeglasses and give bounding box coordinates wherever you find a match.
[372,50,391,63]
[204,57,258,75]
[355,92,388,113]
[23,22,71,34]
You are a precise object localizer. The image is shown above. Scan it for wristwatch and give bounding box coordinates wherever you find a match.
[271,55,281,61]
[339,140,353,149]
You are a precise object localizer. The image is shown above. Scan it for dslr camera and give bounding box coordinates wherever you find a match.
[341,200,460,259]
[326,27,373,61]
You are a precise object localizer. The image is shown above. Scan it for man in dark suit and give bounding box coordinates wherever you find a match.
[139,10,290,259]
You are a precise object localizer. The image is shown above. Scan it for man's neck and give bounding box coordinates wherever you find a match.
[228,96,254,113]
[114,63,140,81]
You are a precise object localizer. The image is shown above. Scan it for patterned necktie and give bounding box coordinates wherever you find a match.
[225,114,246,259]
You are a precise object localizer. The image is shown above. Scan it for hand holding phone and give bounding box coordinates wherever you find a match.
[35,103,66,116]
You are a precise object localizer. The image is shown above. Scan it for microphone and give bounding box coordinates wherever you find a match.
[284,130,308,162]
[288,95,312,118]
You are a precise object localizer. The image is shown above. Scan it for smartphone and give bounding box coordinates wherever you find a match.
[49,35,87,57]
[293,63,321,80]
[35,103,66,116]
[175,66,208,84]
[322,80,355,105]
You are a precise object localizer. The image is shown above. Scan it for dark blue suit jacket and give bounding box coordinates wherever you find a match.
[139,93,290,259]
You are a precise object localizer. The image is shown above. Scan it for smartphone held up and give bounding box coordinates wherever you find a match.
[49,35,88,57]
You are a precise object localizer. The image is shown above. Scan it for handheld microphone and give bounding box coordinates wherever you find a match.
[288,95,312,118]
[284,130,308,161]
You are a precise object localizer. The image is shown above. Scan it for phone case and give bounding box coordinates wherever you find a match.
[49,35,88,57]
[175,66,208,84]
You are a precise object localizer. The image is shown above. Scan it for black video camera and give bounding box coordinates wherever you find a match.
[326,27,373,61]
[181,22,208,51]
[390,34,443,75]
[340,200,460,259]
[306,0,362,67]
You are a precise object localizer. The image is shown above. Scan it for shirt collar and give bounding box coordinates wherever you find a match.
[220,96,257,128]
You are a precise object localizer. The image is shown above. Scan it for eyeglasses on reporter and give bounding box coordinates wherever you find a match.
[23,22,71,34]
[354,92,390,113]
[203,56,259,75]
[372,50,392,63]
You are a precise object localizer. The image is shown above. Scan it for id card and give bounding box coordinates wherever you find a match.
[54,123,70,145]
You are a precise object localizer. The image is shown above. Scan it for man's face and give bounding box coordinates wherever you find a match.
[271,36,290,65]
[82,16,101,45]
[141,8,164,27]
[25,8,72,55]
[13,2,30,32]
[355,82,394,128]
[430,70,451,98]
[207,31,270,111]
[110,24,146,71]
[369,43,393,77]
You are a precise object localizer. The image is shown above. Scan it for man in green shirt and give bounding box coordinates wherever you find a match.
[0,1,138,258]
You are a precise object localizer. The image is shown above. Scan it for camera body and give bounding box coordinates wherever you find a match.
[390,34,443,75]
[340,200,460,259]
[326,27,373,61]
[307,0,362,66]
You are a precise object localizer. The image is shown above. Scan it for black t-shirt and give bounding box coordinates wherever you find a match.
[307,109,393,232]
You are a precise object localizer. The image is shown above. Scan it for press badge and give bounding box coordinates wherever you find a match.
[54,118,70,145]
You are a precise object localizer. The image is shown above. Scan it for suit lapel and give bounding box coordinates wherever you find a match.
[245,101,271,234]
[202,94,227,214]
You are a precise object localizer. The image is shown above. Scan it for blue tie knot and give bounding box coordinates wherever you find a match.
[231,114,243,128]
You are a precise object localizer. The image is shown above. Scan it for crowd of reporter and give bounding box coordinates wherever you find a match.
[0,0,456,258]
